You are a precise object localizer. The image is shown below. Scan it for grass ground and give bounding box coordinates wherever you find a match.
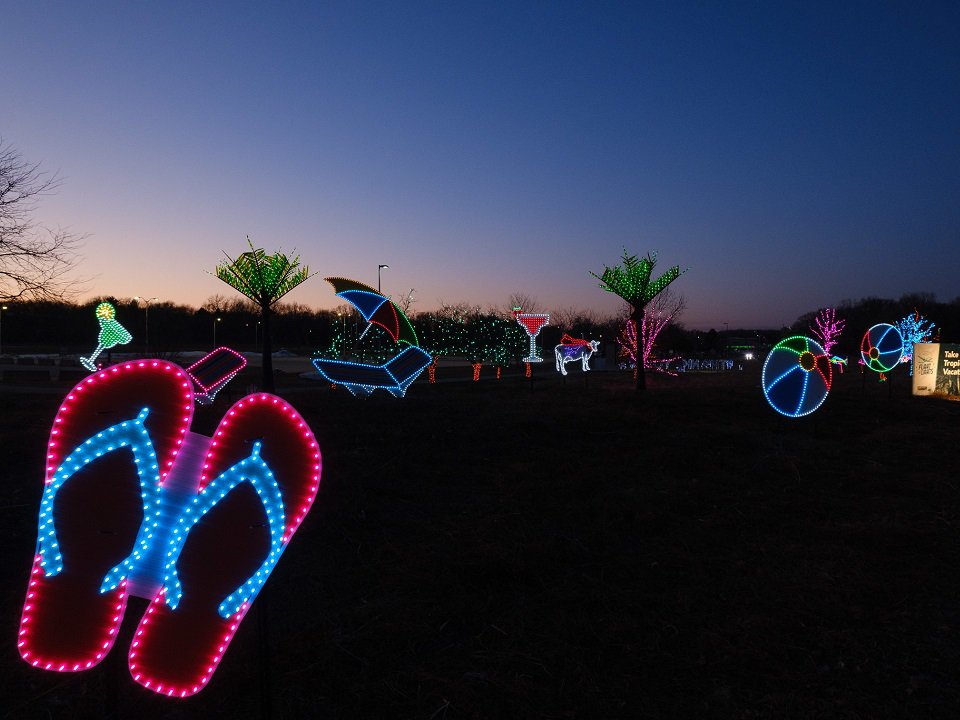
[1,364,959,719]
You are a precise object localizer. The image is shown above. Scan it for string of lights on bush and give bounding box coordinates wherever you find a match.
[415,310,527,377]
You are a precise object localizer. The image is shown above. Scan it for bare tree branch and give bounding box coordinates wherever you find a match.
[507,292,540,314]
[397,288,416,314]
[0,140,85,301]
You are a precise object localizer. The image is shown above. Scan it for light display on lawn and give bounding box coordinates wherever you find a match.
[19,361,321,698]
[554,335,599,375]
[312,278,432,396]
[313,346,432,397]
[894,311,936,375]
[860,323,904,373]
[416,308,526,380]
[214,238,314,393]
[38,407,162,584]
[618,307,682,376]
[762,336,833,417]
[590,251,682,310]
[591,249,685,390]
[185,347,248,404]
[513,307,550,362]
[80,302,132,371]
[810,307,844,362]
[618,320,639,367]
[326,277,418,346]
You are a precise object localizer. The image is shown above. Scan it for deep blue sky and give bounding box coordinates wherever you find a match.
[3,2,958,329]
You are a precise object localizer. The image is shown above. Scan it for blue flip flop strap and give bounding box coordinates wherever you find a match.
[161,442,286,619]
[38,408,162,582]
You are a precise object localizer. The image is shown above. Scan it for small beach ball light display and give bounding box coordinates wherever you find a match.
[762,336,833,417]
[860,323,904,373]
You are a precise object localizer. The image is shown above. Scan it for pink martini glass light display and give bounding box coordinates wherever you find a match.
[513,307,550,363]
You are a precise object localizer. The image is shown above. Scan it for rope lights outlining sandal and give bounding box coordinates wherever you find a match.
[128,393,321,697]
[18,361,194,672]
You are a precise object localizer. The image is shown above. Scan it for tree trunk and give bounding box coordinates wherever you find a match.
[261,304,275,393]
[632,306,646,391]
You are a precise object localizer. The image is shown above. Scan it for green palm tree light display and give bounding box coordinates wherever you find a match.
[591,250,684,390]
[214,237,313,392]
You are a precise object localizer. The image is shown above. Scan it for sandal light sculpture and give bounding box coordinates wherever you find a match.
[18,359,321,697]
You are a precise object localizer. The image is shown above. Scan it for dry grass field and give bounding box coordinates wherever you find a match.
[1,363,959,719]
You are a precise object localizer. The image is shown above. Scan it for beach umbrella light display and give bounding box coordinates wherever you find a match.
[313,277,431,397]
[326,277,419,346]
[761,336,833,417]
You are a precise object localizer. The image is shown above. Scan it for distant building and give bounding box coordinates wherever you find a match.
[724,336,761,356]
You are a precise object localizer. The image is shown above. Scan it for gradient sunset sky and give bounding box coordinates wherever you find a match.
[3,2,958,329]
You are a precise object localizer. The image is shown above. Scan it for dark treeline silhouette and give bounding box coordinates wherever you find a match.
[1,298,631,358]
[8,293,955,360]
[791,293,960,359]
[0,297,338,355]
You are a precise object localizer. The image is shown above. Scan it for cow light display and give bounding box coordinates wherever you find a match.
[18,360,321,697]
[554,335,599,375]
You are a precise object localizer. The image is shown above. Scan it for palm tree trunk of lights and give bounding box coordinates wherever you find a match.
[631,307,646,390]
[261,306,274,391]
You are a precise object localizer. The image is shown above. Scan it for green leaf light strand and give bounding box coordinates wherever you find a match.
[591,250,683,309]
[214,238,312,308]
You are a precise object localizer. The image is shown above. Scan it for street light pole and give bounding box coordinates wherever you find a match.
[133,296,159,352]
[378,264,389,293]
[0,305,7,356]
[214,317,221,347]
